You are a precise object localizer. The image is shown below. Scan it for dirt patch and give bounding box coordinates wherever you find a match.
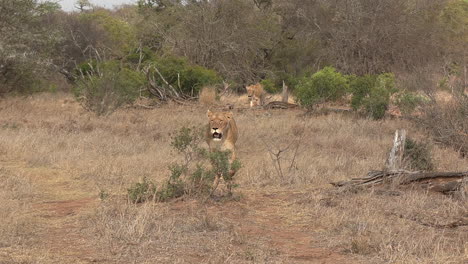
[205,190,358,263]
[36,197,97,218]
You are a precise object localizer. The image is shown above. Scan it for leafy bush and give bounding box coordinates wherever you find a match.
[73,61,147,115]
[260,79,279,94]
[362,85,390,120]
[394,91,428,115]
[295,67,348,108]
[350,73,396,119]
[79,10,137,56]
[74,60,98,77]
[127,177,157,203]
[349,74,376,110]
[403,138,434,171]
[145,55,221,97]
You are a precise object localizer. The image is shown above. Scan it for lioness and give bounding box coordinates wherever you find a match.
[245,83,266,107]
[206,110,238,189]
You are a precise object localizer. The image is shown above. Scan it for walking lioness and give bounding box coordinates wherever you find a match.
[206,110,238,160]
[206,110,238,189]
[245,83,266,107]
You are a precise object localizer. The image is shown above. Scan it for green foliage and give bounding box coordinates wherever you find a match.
[349,74,376,110]
[79,10,137,55]
[99,190,109,201]
[295,67,348,108]
[439,0,468,42]
[260,79,279,94]
[127,177,157,203]
[75,60,98,77]
[0,0,62,94]
[145,55,222,97]
[403,138,435,171]
[73,61,147,115]
[157,164,185,201]
[362,85,390,120]
[349,73,396,119]
[170,126,199,153]
[125,47,155,65]
[394,92,428,115]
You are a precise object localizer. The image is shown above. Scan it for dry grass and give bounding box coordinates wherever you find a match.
[199,86,217,107]
[0,92,466,263]
[0,167,36,249]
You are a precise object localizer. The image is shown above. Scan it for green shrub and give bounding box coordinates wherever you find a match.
[403,138,434,171]
[295,66,348,108]
[260,79,279,93]
[79,10,137,56]
[349,74,376,110]
[0,58,44,94]
[156,164,186,201]
[395,91,428,115]
[350,73,396,119]
[74,60,98,77]
[127,177,157,203]
[145,55,221,97]
[362,86,389,120]
[73,61,147,115]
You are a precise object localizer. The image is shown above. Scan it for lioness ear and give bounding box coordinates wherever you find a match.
[207,109,212,118]
[226,111,233,119]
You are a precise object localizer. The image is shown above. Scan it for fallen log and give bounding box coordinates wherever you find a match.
[263,101,298,109]
[331,170,467,193]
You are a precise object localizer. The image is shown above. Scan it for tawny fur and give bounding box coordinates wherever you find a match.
[245,83,266,107]
[206,110,238,189]
[206,110,238,160]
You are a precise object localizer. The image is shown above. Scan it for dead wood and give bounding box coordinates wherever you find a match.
[263,101,298,109]
[331,129,468,194]
[281,81,289,103]
[386,129,406,171]
[331,170,467,193]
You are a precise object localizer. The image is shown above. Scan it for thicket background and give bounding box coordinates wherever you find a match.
[1,0,466,95]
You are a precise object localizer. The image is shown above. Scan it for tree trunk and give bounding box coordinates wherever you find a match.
[281,80,288,103]
[385,129,406,171]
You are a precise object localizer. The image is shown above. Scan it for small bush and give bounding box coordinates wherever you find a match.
[260,79,279,94]
[350,73,396,119]
[295,67,348,108]
[362,85,390,120]
[145,55,222,97]
[73,61,147,115]
[394,91,428,115]
[349,74,376,110]
[157,164,186,201]
[403,138,434,171]
[127,177,157,203]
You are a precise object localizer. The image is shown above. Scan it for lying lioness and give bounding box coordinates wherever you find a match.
[206,110,238,190]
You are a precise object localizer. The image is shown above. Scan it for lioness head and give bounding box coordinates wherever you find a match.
[207,110,233,141]
[245,84,256,99]
[250,96,260,107]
